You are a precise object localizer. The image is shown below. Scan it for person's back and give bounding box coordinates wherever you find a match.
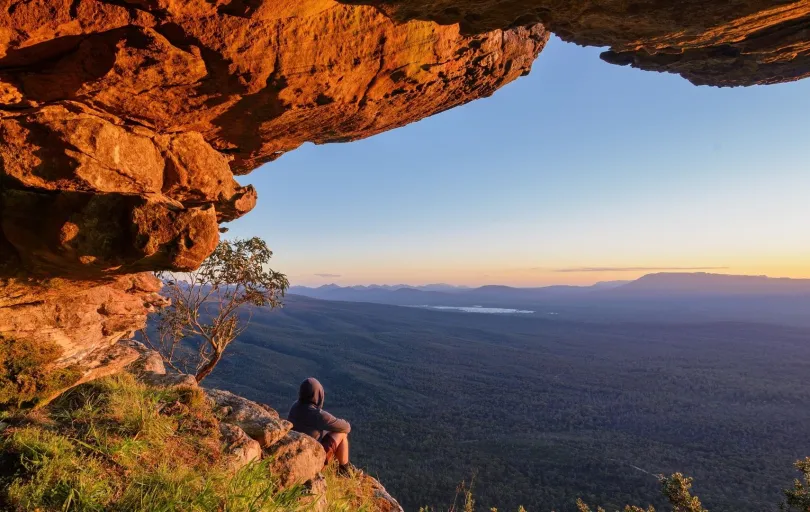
[288,377,354,474]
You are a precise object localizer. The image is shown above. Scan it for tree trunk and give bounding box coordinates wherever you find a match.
[195,350,223,383]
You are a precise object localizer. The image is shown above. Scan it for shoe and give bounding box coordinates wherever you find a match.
[337,463,362,478]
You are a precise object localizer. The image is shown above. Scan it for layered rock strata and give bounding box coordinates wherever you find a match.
[347,0,810,86]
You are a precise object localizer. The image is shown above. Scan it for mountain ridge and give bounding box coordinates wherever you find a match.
[291,272,810,300]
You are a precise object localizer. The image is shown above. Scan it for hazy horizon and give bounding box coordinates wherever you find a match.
[226,36,810,288]
[289,271,810,289]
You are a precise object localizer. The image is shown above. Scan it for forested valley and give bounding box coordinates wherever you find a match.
[201,295,810,511]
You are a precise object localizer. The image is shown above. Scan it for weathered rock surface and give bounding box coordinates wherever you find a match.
[126,341,167,375]
[348,0,810,86]
[143,371,200,389]
[0,273,165,366]
[219,422,263,471]
[38,338,142,405]
[206,388,293,448]
[265,430,327,488]
[303,473,328,512]
[365,473,405,512]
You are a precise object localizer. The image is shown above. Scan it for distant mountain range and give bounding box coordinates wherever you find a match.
[308,283,472,293]
[289,279,631,302]
[288,273,810,327]
[291,272,810,303]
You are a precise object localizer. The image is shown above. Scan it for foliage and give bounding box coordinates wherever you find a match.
[148,237,288,382]
[577,473,705,512]
[782,457,810,511]
[0,335,81,410]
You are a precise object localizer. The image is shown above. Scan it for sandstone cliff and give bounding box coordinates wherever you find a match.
[0,0,546,370]
[346,0,810,86]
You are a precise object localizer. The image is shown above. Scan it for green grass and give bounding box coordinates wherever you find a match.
[0,372,394,511]
[0,373,316,511]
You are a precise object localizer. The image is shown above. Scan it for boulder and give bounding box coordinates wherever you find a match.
[219,422,262,471]
[206,389,291,448]
[125,341,166,375]
[142,372,199,390]
[265,430,326,489]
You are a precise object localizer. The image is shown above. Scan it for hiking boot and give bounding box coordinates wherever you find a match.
[337,463,361,478]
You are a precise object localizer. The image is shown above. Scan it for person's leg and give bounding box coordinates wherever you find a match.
[321,432,349,465]
[334,433,349,466]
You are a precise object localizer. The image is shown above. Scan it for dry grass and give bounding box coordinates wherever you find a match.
[322,463,377,512]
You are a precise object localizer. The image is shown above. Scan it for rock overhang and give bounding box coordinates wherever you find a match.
[0,0,807,372]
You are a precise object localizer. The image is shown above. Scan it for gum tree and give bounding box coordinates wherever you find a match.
[146,237,288,382]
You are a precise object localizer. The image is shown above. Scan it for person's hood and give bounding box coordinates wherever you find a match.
[298,377,324,408]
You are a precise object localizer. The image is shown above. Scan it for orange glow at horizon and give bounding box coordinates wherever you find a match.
[288,260,810,287]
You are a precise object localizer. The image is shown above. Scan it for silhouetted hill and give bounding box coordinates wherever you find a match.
[610,272,810,296]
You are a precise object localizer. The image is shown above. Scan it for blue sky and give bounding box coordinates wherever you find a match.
[226,37,810,287]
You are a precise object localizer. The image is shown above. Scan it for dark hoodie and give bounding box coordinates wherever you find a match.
[287,377,351,441]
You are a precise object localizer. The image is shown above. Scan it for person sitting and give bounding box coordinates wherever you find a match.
[287,377,354,475]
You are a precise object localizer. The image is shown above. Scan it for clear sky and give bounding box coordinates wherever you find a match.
[225,37,810,287]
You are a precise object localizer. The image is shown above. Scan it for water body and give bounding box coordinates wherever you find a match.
[412,305,535,314]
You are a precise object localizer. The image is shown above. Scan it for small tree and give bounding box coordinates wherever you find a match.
[145,237,288,382]
[576,473,706,512]
[782,458,810,511]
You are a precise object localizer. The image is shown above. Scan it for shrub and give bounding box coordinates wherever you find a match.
[0,335,81,409]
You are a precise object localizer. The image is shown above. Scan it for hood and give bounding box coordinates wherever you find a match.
[298,377,324,408]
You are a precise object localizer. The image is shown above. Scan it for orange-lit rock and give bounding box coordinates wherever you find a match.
[0,1,544,367]
[0,273,165,366]
[347,0,810,86]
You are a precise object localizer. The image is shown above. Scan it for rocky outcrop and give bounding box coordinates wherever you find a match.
[365,473,405,512]
[0,273,165,366]
[0,0,546,283]
[265,429,328,488]
[207,388,293,448]
[303,474,329,512]
[129,343,326,488]
[347,0,810,86]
